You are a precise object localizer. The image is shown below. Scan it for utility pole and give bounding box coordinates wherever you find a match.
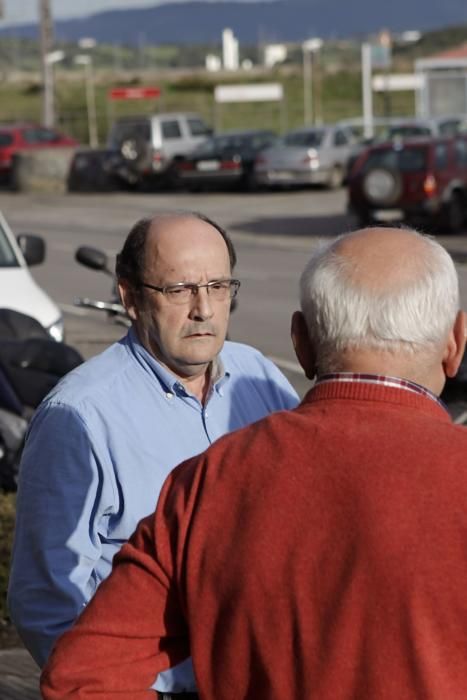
[39,0,55,126]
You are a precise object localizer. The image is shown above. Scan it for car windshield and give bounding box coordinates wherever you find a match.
[363,146,428,173]
[194,135,252,155]
[0,222,20,268]
[384,125,433,139]
[283,130,324,147]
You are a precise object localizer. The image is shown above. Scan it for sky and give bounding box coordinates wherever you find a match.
[0,1,175,26]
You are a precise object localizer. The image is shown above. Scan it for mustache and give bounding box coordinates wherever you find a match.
[182,323,217,336]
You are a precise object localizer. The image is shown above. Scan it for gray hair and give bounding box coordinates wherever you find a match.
[299,229,460,374]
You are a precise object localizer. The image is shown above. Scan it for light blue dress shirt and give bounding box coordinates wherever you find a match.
[8,329,298,691]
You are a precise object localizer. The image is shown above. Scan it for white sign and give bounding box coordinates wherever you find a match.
[372,74,425,92]
[214,83,283,103]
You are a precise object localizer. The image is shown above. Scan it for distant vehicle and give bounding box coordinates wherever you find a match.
[176,129,277,191]
[107,112,212,187]
[348,135,467,232]
[254,124,355,189]
[0,210,63,340]
[0,123,78,185]
[345,116,467,180]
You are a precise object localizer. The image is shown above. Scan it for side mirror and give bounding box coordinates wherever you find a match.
[75,245,111,274]
[16,233,46,266]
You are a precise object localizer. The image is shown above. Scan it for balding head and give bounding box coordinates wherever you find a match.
[293,226,464,391]
[116,211,236,291]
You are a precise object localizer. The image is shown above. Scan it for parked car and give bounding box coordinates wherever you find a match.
[254,124,356,189]
[346,116,467,181]
[106,112,212,187]
[0,210,63,340]
[0,123,78,185]
[348,135,467,232]
[175,129,277,191]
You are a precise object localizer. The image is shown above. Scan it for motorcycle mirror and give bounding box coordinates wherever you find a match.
[75,246,111,274]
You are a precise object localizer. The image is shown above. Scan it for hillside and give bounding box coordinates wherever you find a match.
[0,0,466,45]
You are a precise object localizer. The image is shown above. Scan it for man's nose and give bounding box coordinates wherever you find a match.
[188,287,214,320]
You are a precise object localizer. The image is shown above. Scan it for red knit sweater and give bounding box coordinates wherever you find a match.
[42,381,467,699]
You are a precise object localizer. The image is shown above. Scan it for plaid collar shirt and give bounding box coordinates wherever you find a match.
[314,372,446,410]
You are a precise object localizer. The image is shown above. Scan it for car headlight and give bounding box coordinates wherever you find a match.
[47,315,64,342]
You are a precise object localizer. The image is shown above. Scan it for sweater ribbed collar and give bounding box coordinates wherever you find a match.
[305,373,450,421]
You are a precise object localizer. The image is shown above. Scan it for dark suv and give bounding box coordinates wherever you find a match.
[348,136,467,232]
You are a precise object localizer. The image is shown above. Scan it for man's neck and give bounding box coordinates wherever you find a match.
[181,368,212,404]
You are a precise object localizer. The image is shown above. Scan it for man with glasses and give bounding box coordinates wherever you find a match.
[9,211,298,698]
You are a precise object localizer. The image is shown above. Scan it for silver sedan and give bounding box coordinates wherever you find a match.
[254,124,355,189]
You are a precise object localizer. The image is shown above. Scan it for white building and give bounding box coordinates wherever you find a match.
[222,28,239,71]
[206,54,222,72]
[264,44,287,68]
[415,44,467,117]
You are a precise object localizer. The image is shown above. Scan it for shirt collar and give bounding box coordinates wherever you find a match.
[314,372,445,409]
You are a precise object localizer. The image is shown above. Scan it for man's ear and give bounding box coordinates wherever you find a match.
[291,310,316,380]
[443,310,467,378]
[118,280,138,322]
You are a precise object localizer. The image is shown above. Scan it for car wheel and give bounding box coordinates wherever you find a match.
[327,165,343,189]
[362,167,402,206]
[444,192,465,234]
[118,136,151,172]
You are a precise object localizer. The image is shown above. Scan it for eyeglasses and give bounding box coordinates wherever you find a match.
[140,278,241,305]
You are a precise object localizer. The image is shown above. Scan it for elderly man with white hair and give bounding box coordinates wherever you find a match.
[42,226,467,700]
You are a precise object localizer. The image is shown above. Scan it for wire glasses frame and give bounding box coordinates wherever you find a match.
[140,278,241,305]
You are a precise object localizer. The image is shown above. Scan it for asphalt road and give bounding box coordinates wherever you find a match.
[2,186,467,400]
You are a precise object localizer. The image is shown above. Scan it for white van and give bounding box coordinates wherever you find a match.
[0,210,63,341]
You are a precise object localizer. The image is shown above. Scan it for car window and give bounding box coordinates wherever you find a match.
[187,118,211,136]
[363,147,428,173]
[108,121,151,146]
[438,119,461,136]
[0,132,14,147]
[194,134,250,154]
[0,222,20,268]
[161,120,182,139]
[251,134,276,150]
[434,144,448,170]
[284,130,324,147]
[22,128,60,144]
[455,139,467,167]
[334,130,348,146]
[386,125,432,140]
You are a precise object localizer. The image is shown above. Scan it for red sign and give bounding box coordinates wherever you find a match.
[108,87,161,101]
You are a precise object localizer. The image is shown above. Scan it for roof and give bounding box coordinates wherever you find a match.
[416,43,467,70]
[426,43,467,61]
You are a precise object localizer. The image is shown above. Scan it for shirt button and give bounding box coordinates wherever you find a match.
[166,392,174,400]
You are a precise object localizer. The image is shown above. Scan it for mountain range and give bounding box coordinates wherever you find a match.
[1,0,467,45]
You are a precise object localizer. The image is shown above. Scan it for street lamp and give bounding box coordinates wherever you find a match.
[75,54,98,148]
[43,49,65,128]
[302,38,323,125]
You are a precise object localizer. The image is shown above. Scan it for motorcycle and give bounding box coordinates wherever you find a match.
[0,309,83,492]
[74,246,130,327]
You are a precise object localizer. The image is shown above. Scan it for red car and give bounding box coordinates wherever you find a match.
[0,123,79,182]
[348,135,467,233]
